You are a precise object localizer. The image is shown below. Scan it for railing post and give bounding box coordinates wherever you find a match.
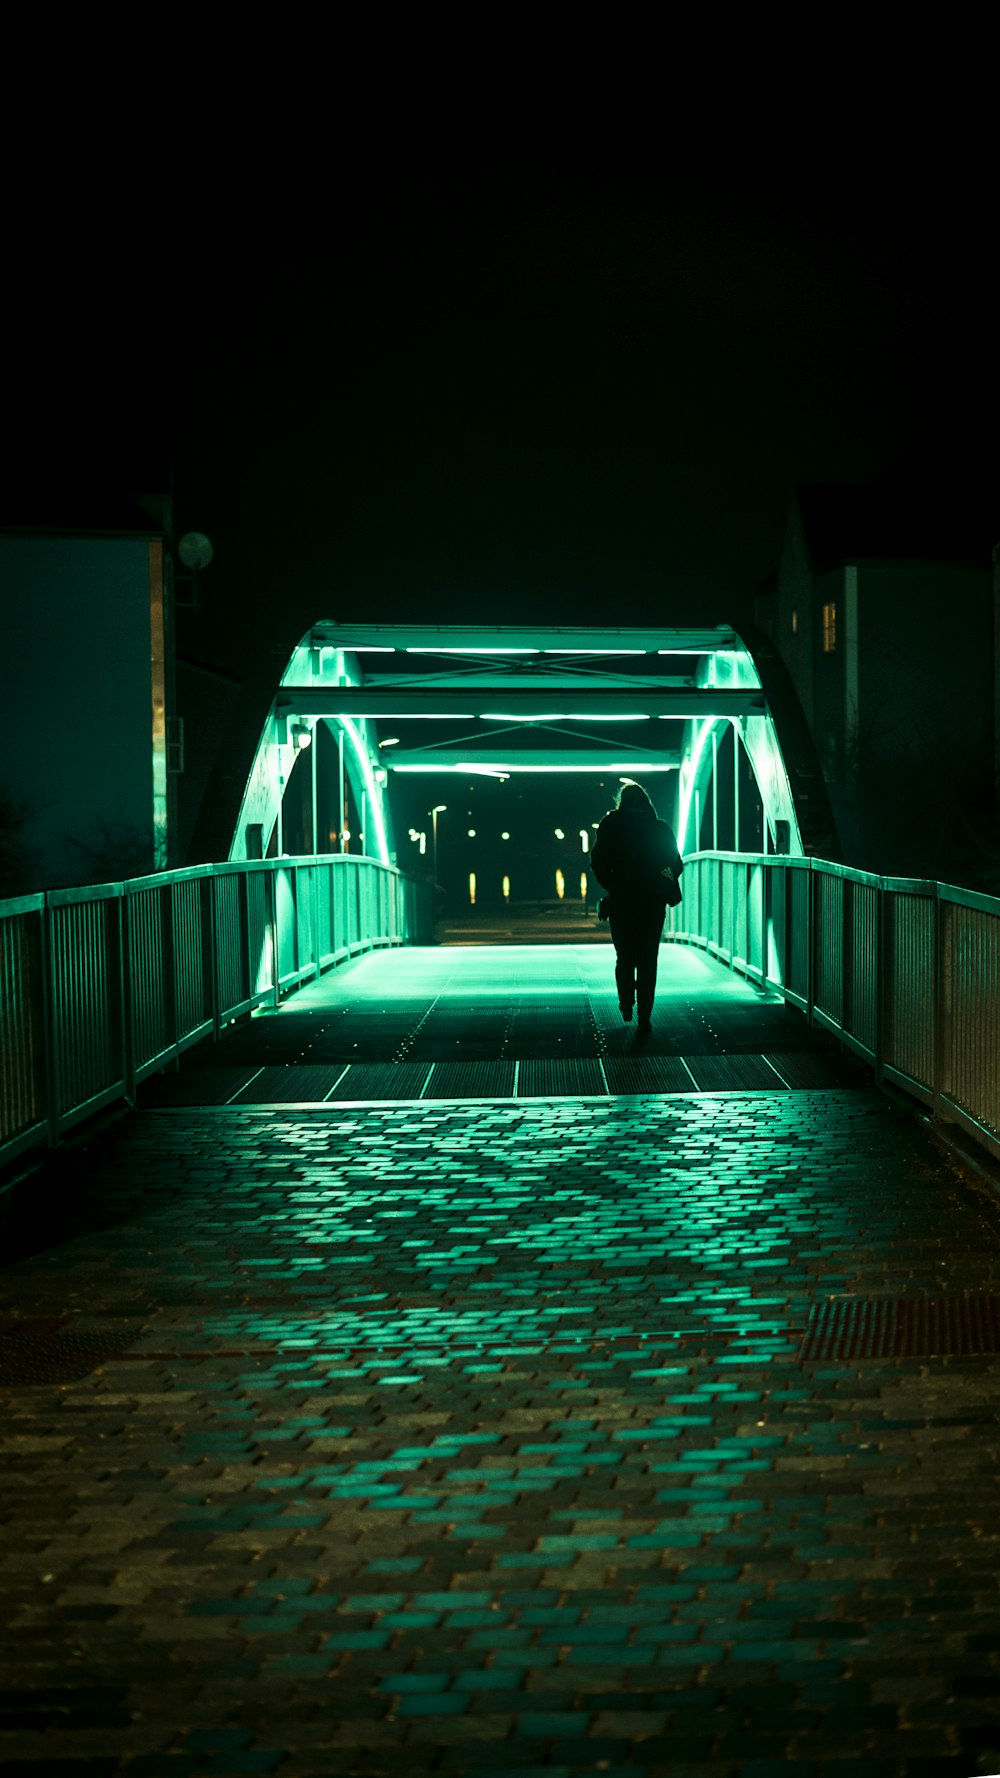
[202,872,221,1042]
[119,888,136,1105]
[42,895,61,1146]
[874,879,887,1088]
[163,878,178,1058]
[268,866,281,1008]
[806,861,816,1027]
[934,886,951,1119]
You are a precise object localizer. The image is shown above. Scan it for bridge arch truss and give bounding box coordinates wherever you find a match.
[229,624,816,867]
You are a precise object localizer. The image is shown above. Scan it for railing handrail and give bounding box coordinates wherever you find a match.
[1,852,433,1174]
[670,848,1000,1166]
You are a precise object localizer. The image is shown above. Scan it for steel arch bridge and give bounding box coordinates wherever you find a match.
[228,623,832,868]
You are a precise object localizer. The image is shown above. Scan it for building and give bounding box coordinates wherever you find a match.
[755,442,998,885]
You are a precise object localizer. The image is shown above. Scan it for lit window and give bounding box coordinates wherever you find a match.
[822,602,837,654]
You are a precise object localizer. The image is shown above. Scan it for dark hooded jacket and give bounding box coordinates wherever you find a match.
[590,806,684,915]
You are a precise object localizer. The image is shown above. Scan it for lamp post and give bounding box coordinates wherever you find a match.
[430,805,447,884]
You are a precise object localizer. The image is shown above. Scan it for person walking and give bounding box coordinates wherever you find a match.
[590,781,683,1034]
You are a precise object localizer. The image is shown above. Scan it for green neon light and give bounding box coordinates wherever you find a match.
[339,715,390,865]
[678,718,723,853]
[404,647,541,654]
[392,762,678,774]
[479,712,651,722]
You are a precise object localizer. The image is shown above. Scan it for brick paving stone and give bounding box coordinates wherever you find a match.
[3,955,1000,1776]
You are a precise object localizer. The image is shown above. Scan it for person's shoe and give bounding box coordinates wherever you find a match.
[620,1002,633,1023]
[636,1015,652,1034]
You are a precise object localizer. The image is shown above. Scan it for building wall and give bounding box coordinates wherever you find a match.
[853,560,992,874]
[0,537,159,892]
[774,498,816,727]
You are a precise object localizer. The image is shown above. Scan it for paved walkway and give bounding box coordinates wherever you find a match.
[2,944,1000,1776]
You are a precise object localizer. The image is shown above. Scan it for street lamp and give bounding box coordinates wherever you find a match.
[430,805,447,882]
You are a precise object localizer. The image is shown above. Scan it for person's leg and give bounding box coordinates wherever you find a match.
[635,915,664,1029]
[610,917,638,1019]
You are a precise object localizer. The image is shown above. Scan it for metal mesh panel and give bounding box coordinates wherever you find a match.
[845,879,877,1055]
[296,865,316,976]
[128,886,168,1068]
[51,897,119,1112]
[719,860,734,960]
[247,869,270,999]
[275,867,297,985]
[767,862,787,989]
[886,893,935,1087]
[172,877,208,1039]
[814,871,843,1024]
[789,866,810,1002]
[316,862,334,960]
[948,903,1000,1135]
[746,862,763,975]
[0,908,45,1142]
[214,874,246,1015]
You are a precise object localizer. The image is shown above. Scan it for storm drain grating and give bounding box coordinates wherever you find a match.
[227,1064,349,1103]
[0,1318,144,1385]
[603,1056,697,1095]
[799,1293,1000,1360]
[327,1062,432,1101]
[425,1061,516,1099]
[518,1058,606,1097]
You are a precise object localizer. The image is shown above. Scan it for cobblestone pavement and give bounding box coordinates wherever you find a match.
[2,951,1000,1775]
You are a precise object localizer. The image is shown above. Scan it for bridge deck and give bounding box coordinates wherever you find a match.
[139,942,864,1108]
[2,944,1000,1773]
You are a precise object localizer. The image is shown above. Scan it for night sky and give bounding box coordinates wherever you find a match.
[4,150,995,883]
[7,156,993,670]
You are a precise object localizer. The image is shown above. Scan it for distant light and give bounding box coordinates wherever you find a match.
[379,736,401,748]
[468,872,476,906]
[501,831,510,840]
[579,829,589,853]
[431,804,447,814]
[502,874,511,899]
[554,828,565,840]
[579,872,588,899]
[292,722,312,750]
[467,828,476,837]
[349,646,396,652]
[555,869,565,901]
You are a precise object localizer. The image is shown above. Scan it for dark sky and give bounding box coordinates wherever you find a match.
[6,155,995,683]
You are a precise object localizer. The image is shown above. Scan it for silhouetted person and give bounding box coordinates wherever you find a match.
[590,782,683,1033]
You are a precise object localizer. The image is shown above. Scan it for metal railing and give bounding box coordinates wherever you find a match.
[667,851,1000,1165]
[0,855,433,1171]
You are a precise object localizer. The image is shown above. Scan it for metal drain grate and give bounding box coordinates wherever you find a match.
[799,1293,1000,1360]
[0,1318,143,1385]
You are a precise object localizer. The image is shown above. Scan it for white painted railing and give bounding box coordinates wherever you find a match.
[0,856,433,1170]
[667,851,1000,1163]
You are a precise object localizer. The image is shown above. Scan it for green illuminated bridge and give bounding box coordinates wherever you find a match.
[3,625,1000,1774]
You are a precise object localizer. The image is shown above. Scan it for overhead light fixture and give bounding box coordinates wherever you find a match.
[403,647,540,654]
[392,762,677,774]
[378,736,401,748]
[478,712,650,722]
